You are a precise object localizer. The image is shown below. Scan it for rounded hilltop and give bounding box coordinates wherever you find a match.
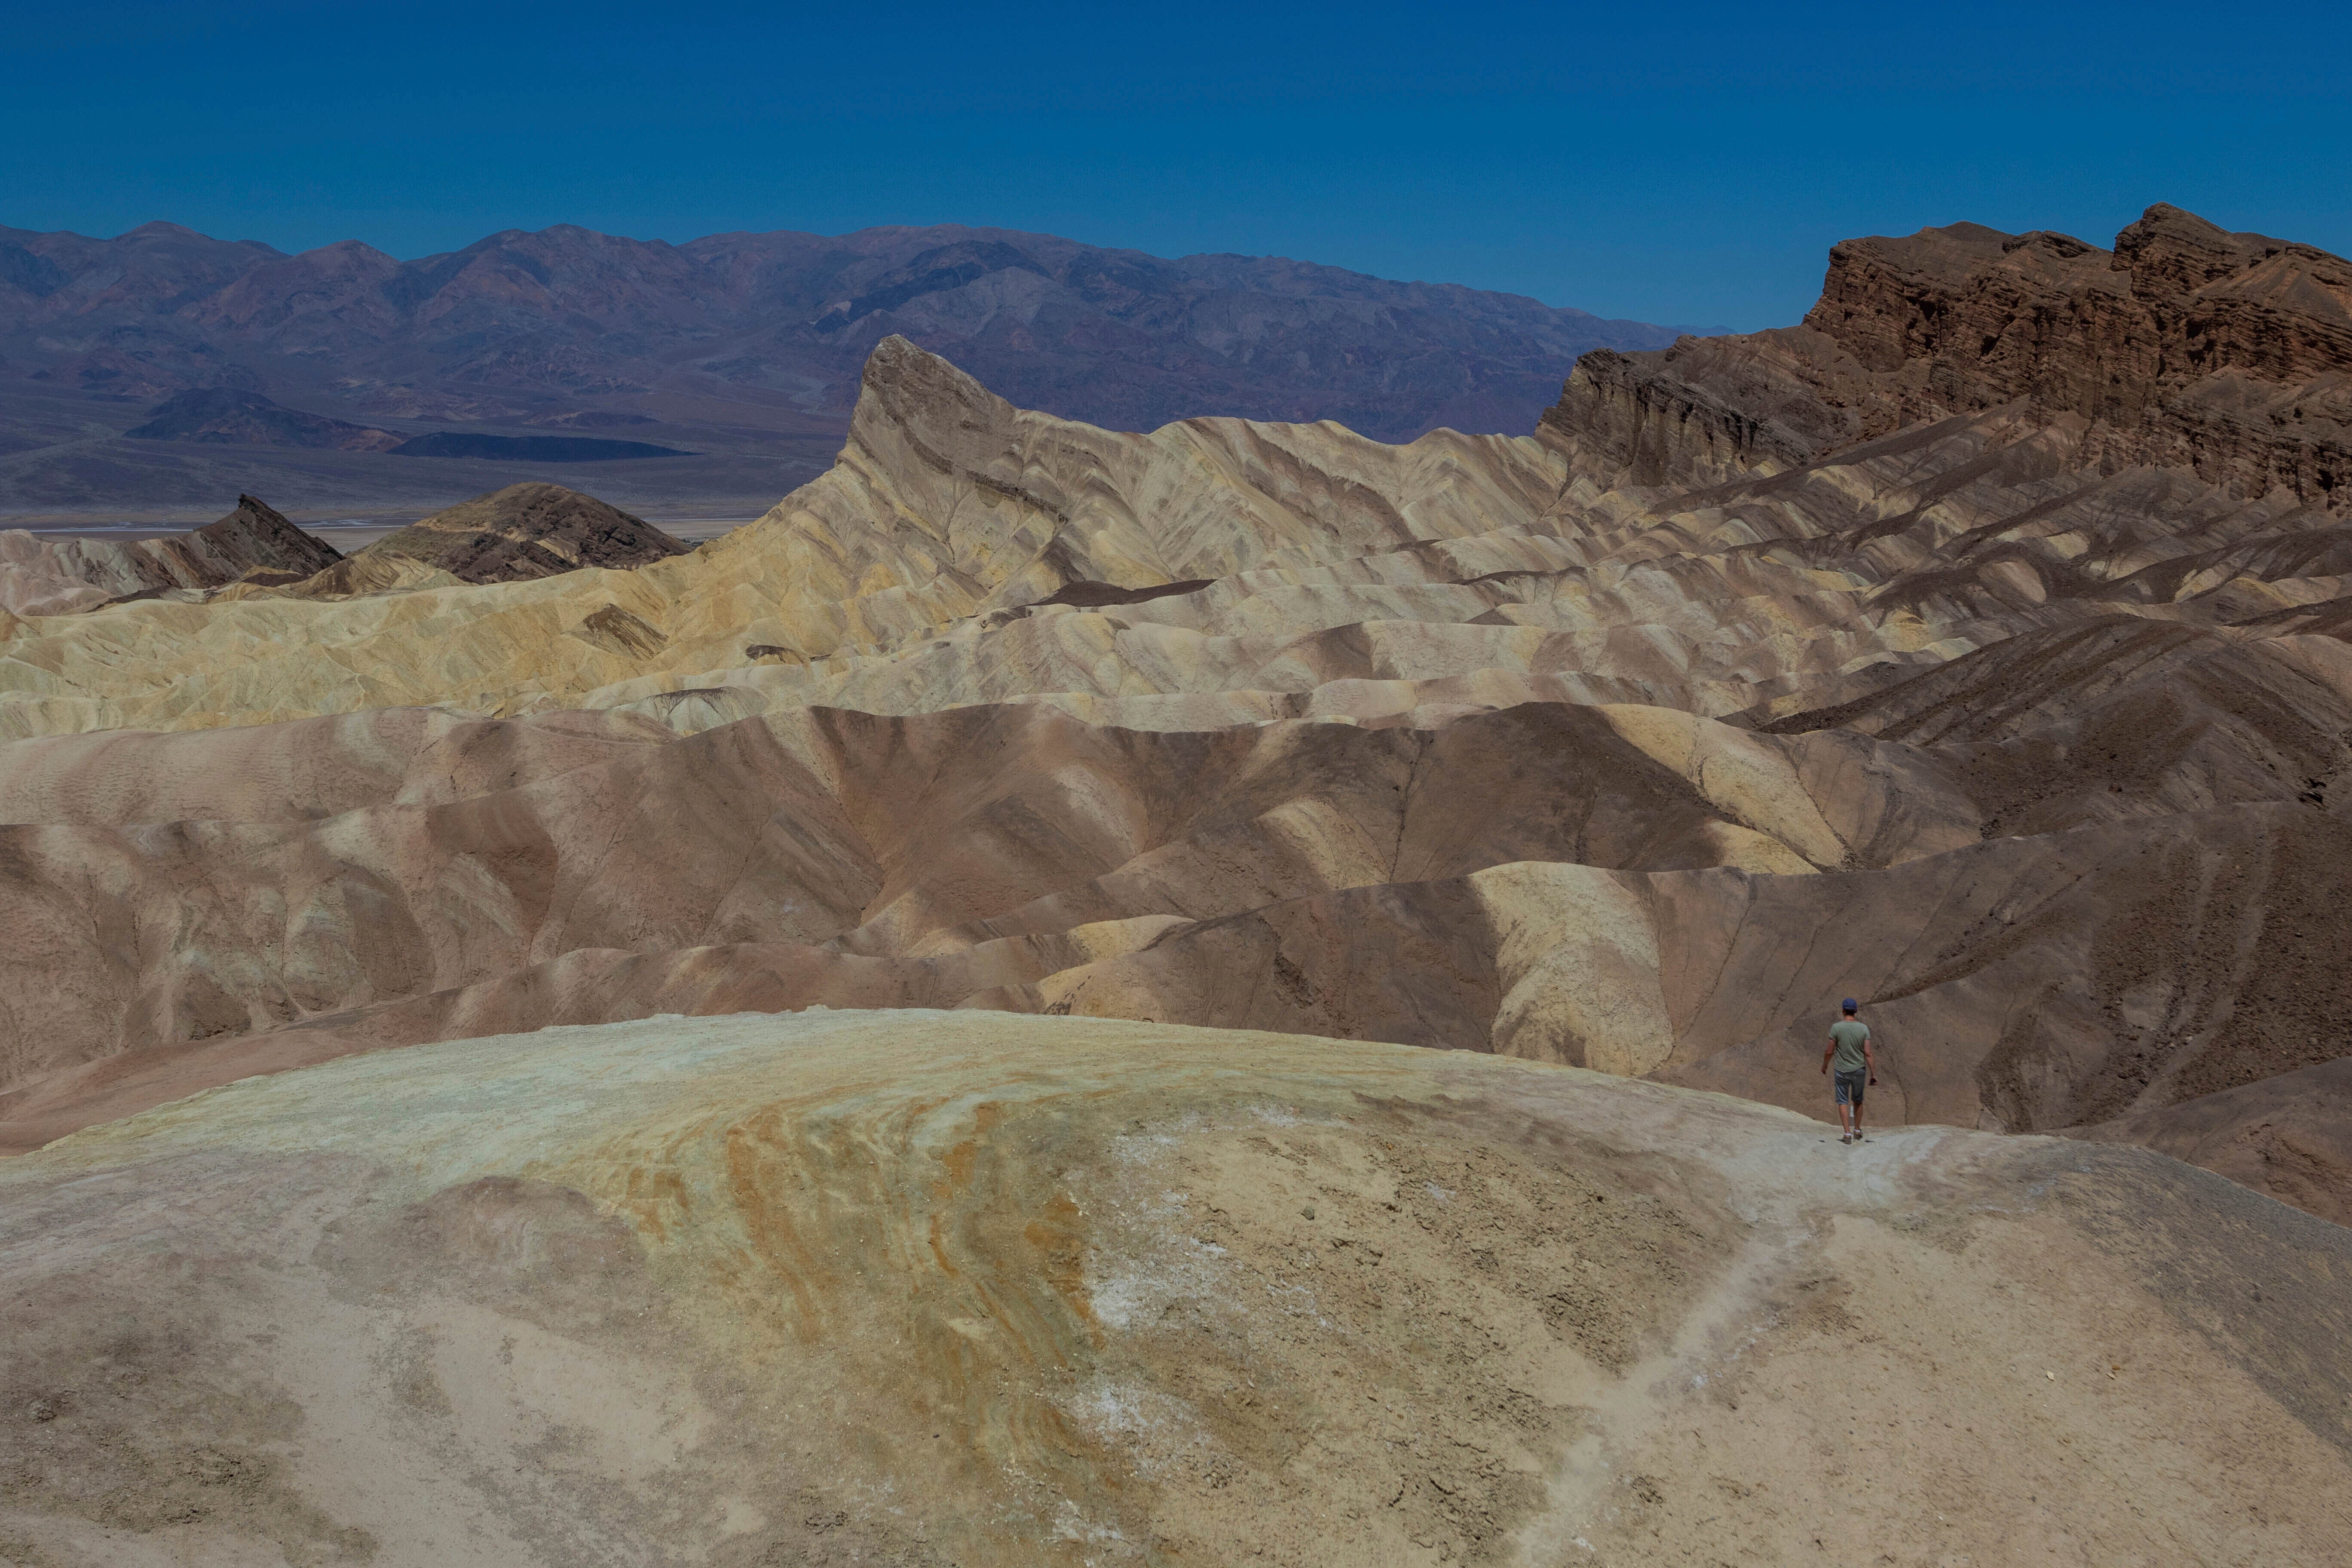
[6,1010,2346,1565]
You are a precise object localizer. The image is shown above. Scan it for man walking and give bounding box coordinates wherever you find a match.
[1821,998,1876,1144]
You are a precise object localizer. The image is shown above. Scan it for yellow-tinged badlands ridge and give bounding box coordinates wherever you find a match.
[0,337,1600,738]
[4,1011,2347,1566]
[0,335,2244,744]
[3,325,2346,752]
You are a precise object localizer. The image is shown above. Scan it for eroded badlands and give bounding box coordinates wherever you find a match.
[1,201,2349,1566]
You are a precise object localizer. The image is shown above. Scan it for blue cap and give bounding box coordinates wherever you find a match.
[1841,998,1859,1012]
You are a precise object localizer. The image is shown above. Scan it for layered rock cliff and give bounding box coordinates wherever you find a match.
[340,481,692,585]
[1546,203,2352,503]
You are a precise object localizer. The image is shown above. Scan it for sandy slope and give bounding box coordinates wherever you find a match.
[2073,1055,2352,1225]
[3,1011,2346,1567]
[0,687,2340,1227]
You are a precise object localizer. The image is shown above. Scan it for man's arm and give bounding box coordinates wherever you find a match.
[1865,1035,1877,1085]
[1822,1036,1837,1074]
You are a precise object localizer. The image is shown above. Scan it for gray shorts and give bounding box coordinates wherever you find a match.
[1834,1070,1867,1107]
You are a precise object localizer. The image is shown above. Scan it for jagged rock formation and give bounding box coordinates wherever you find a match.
[0,491,340,614]
[330,481,692,585]
[5,1012,2348,1565]
[5,315,2341,740]
[0,341,1609,734]
[0,206,2347,1237]
[1547,204,2352,499]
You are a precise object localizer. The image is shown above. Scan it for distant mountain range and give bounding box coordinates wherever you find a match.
[0,220,1715,515]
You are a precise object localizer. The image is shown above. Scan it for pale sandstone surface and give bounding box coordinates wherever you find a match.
[3,1011,2346,1567]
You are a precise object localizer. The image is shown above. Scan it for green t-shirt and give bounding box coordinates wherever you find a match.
[1829,1018,1871,1074]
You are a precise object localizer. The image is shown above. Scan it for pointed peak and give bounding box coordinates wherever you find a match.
[191,493,344,573]
[2112,202,2304,295]
[207,491,301,536]
[358,483,688,585]
[222,492,300,525]
[297,238,399,264]
[117,220,205,242]
[853,335,1016,435]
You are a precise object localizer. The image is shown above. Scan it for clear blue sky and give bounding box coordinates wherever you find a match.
[6,0,2347,329]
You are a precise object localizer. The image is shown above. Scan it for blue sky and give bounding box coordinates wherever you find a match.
[5,0,2347,328]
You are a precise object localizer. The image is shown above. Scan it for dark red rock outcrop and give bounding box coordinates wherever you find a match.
[1545,204,2352,505]
[170,491,346,582]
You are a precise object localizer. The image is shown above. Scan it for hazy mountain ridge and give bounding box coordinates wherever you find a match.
[0,217,1708,513]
